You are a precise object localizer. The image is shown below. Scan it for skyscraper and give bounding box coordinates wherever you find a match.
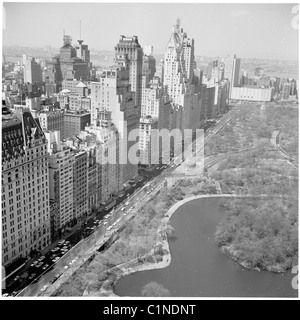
[163,20,199,133]
[142,46,156,86]
[24,56,43,84]
[229,54,241,98]
[115,35,144,113]
[91,55,139,187]
[59,35,90,81]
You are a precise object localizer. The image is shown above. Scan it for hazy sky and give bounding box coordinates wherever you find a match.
[2,1,299,60]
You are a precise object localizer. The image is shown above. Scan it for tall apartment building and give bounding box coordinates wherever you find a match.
[65,136,97,215]
[46,131,75,235]
[23,57,43,84]
[139,115,159,166]
[91,57,139,187]
[163,21,199,132]
[72,150,88,223]
[142,46,156,86]
[155,59,164,81]
[115,35,144,112]
[182,35,195,83]
[2,109,50,267]
[282,82,291,100]
[64,110,91,139]
[45,56,63,84]
[141,77,164,118]
[37,109,65,140]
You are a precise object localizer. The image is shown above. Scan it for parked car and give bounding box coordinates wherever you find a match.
[41,285,49,292]
[28,273,36,280]
[2,293,10,297]
[38,256,45,262]
[31,261,38,267]
[103,221,108,225]
[58,240,66,245]
[14,276,20,282]
[35,262,43,268]
[64,265,69,270]
[51,247,60,252]
[42,264,49,270]
[69,259,77,266]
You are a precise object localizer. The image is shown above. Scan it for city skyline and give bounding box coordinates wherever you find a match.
[2,2,299,61]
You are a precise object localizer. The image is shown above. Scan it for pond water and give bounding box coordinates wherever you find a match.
[114,197,297,297]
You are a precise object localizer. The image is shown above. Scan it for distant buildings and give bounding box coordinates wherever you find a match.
[229,54,274,102]
[23,56,43,84]
[281,82,291,100]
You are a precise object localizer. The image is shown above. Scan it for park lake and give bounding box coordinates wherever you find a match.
[114,197,297,297]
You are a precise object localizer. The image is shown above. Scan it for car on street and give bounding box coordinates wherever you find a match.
[125,201,129,206]
[121,207,125,211]
[123,212,127,216]
[107,226,113,231]
[41,285,49,292]
[116,218,121,223]
[28,273,36,280]
[103,221,108,225]
[31,261,38,267]
[64,265,69,270]
[69,259,77,265]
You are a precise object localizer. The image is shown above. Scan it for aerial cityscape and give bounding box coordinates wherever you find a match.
[1,2,298,299]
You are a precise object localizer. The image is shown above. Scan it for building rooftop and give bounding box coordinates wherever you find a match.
[76,81,87,88]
